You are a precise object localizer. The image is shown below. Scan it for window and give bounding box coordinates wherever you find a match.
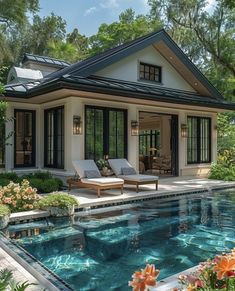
[85,106,127,160]
[139,62,162,83]
[44,106,64,169]
[187,116,211,164]
[14,110,35,167]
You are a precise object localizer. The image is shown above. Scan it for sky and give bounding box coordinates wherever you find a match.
[38,0,150,36]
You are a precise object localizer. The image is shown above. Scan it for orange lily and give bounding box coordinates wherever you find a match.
[213,256,235,280]
[128,264,160,291]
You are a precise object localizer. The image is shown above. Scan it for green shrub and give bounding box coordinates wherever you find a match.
[38,192,79,209]
[209,163,235,181]
[31,171,52,180]
[39,178,60,193]
[27,178,43,191]
[0,205,10,216]
[0,172,18,182]
[0,178,11,187]
[54,177,63,188]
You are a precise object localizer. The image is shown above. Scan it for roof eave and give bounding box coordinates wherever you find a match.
[3,80,235,111]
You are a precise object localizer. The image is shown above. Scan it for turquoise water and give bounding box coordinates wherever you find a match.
[6,189,235,290]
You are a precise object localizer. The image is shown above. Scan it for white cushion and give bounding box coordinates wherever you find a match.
[108,159,133,176]
[73,160,100,179]
[81,177,124,186]
[118,174,158,182]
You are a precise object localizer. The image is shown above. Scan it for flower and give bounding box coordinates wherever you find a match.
[129,264,160,291]
[213,256,235,280]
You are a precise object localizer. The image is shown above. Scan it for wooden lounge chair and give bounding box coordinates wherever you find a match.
[67,160,124,198]
[108,159,159,193]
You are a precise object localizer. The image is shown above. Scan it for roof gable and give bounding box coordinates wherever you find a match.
[43,29,223,100]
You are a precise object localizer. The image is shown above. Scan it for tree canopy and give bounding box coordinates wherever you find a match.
[0,0,234,151]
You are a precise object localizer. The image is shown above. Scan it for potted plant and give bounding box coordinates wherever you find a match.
[0,205,10,229]
[96,159,113,176]
[37,192,79,217]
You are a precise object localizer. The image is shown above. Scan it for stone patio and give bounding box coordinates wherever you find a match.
[69,176,235,208]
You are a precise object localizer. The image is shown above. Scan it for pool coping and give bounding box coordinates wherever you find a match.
[9,183,235,223]
[0,233,73,291]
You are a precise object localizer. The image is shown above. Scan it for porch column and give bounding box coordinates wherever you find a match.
[128,105,138,170]
[5,105,14,171]
[178,111,187,176]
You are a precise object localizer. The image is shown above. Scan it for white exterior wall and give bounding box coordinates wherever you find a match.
[95,46,196,92]
[4,97,217,178]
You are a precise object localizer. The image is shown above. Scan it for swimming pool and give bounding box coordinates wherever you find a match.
[5,189,235,290]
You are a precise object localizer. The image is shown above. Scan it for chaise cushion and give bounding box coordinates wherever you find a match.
[108,159,133,176]
[73,160,100,178]
[121,167,137,175]
[84,170,101,179]
[81,177,124,186]
[118,174,158,182]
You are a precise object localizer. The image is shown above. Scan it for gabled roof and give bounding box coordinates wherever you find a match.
[41,29,224,100]
[3,29,235,111]
[22,53,70,68]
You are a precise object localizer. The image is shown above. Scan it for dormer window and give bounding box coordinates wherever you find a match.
[139,62,162,83]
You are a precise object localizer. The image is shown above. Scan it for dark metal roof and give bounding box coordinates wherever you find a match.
[22,53,70,68]
[4,75,235,110]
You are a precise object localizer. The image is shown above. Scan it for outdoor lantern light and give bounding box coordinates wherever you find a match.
[73,115,82,135]
[131,120,139,136]
[181,124,188,138]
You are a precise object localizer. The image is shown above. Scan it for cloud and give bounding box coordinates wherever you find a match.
[84,6,97,16]
[100,0,119,9]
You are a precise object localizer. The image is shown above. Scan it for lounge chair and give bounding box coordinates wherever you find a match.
[108,159,159,193]
[67,160,124,197]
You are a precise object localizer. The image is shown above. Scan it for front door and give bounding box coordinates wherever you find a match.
[85,106,127,160]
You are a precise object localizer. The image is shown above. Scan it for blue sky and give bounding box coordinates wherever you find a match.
[38,0,150,36]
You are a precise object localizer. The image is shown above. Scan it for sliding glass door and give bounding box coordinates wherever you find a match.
[85,106,127,160]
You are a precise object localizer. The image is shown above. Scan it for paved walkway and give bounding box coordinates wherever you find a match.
[69,176,235,208]
[0,247,42,290]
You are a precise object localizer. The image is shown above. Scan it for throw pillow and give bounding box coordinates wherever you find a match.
[121,167,136,175]
[84,170,101,179]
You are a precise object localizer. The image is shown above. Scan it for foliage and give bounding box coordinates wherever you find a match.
[38,192,79,209]
[89,9,162,56]
[96,159,110,170]
[0,179,39,212]
[0,172,18,181]
[0,268,36,291]
[178,248,235,291]
[209,150,235,181]
[0,204,10,217]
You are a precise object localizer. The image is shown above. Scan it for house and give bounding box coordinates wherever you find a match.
[1,29,235,181]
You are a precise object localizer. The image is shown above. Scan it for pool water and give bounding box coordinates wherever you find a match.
[5,190,235,290]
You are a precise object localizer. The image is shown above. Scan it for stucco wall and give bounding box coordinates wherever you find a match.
[4,97,217,179]
[95,45,196,92]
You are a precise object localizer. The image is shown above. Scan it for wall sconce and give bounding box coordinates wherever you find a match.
[181,124,188,138]
[73,115,82,135]
[131,120,139,136]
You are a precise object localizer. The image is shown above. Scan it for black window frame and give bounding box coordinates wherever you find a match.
[0,122,5,168]
[14,109,36,168]
[85,105,128,161]
[139,62,162,83]
[187,116,211,164]
[44,106,64,169]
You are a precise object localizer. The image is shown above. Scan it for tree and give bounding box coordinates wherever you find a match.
[88,9,162,55]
